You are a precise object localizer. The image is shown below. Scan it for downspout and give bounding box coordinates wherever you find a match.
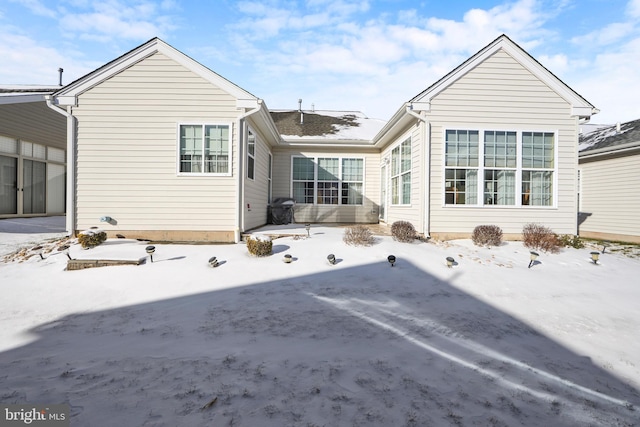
[405,105,431,238]
[235,99,263,243]
[45,95,75,237]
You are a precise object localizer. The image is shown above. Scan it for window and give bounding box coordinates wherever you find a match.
[445,130,478,205]
[179,124,230,174]
[247,129,255,180]
[292,157,315,204]
[268,153,273,204]
[291,156,364,205]
[522,132,554,206]
[444,129,555,207]
[484,131,516,205]
[391,138,411,204]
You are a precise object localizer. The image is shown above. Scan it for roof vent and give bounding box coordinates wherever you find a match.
[616,122,621,133]
[58,68,63,86]
[298,98,303,124]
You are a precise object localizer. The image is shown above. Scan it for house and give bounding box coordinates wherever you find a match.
[371,34,597,240]
[578,119,640,244]
[0,86,66,218]
[50,38,281,243]
[48,34,597,242]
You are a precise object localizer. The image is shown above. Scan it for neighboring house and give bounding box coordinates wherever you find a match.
[578,119,640,243]
[48,34,597,242]
[0,86,66,218]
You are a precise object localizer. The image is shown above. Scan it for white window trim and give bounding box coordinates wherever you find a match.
[442,128,558,209]
[390,137,412,206]
[176,122,233,177]
[290,155,365,206]
[267,152,273,205]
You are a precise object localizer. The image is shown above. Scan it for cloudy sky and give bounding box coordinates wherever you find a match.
[1,0,638,124]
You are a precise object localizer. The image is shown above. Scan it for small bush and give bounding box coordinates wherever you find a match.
[522,223,561,253]
[247,235,273,256]
[77,229,107,249]
[391,221,416,243]
[559,234,585,249]
[343,225,375,246]
[472,225,503,247]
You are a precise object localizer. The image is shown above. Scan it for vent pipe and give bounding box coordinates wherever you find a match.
[298,98,303,124]
[58,68,64,86]
[311,103,315,112]
[616,122,621,133]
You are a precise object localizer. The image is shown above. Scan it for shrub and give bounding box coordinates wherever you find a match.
[343,225,375,246]
[472,225,503,247]
[391,221,416,243]
[77,229,107,249]
[559,234,585,249]
[246,235,273,256]
[522,223,561,253]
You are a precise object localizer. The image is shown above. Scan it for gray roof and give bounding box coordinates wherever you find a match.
[579,118,640,155]
[270,110,385,142]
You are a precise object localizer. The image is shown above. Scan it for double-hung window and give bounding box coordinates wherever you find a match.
[179,124,230,175]
[391,138,411,205]
[291,156,364,205]
[445,130,478,205]
[444,129,555,207]
[521,132,554,206]
[246,129,255,180]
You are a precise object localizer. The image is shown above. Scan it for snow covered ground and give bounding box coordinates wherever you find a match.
[1,217,639,426]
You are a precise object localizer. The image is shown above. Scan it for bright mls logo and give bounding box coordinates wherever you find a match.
[1,405,69,426]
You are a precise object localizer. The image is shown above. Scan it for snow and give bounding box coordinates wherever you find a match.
[278,110,386,141]
[1,217,639,426]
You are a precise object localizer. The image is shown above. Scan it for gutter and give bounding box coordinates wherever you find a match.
[235,99,263,243]
[405,105,431,238]
[44,95,75,237]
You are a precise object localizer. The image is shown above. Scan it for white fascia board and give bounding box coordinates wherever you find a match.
[410,101,430,112]
[54,38,258,104]
[0,94,47,105]
[237,98,260,109]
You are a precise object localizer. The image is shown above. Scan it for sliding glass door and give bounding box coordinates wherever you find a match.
[0,155,18,215]
[23,159,46,214]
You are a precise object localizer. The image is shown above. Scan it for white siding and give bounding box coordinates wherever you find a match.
[272,147,380,223]
[243,121,272,230]
[73,52,240,234]
[579,152,640,242]
[427,49,579,237]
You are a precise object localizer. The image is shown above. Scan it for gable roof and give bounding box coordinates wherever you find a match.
[53,38,259,109]
[374,34,598,148]
[579,118,640,159]
[270,110,386,146]
[410,34,597,118]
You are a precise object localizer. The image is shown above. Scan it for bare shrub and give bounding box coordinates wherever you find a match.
[472,225,503,247]
[522,223,561,253]
[246,235,273,256]
[343,225,375,246]
[78,229,107,249]
[558,234,585,249]
[391,221,416,243]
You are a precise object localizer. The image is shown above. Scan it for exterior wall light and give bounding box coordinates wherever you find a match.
[327,254,336,265]
[208,256,219,267]
[590,251,600,264]
[146,245,156,263]
[446,256,455,268]
[388,255,396,267]
[528,251,539,269]
[305,223,311,237]
[283,254,292,263]
[100,216,113,222]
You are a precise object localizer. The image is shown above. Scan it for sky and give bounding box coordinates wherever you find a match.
[1,0,639,124]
